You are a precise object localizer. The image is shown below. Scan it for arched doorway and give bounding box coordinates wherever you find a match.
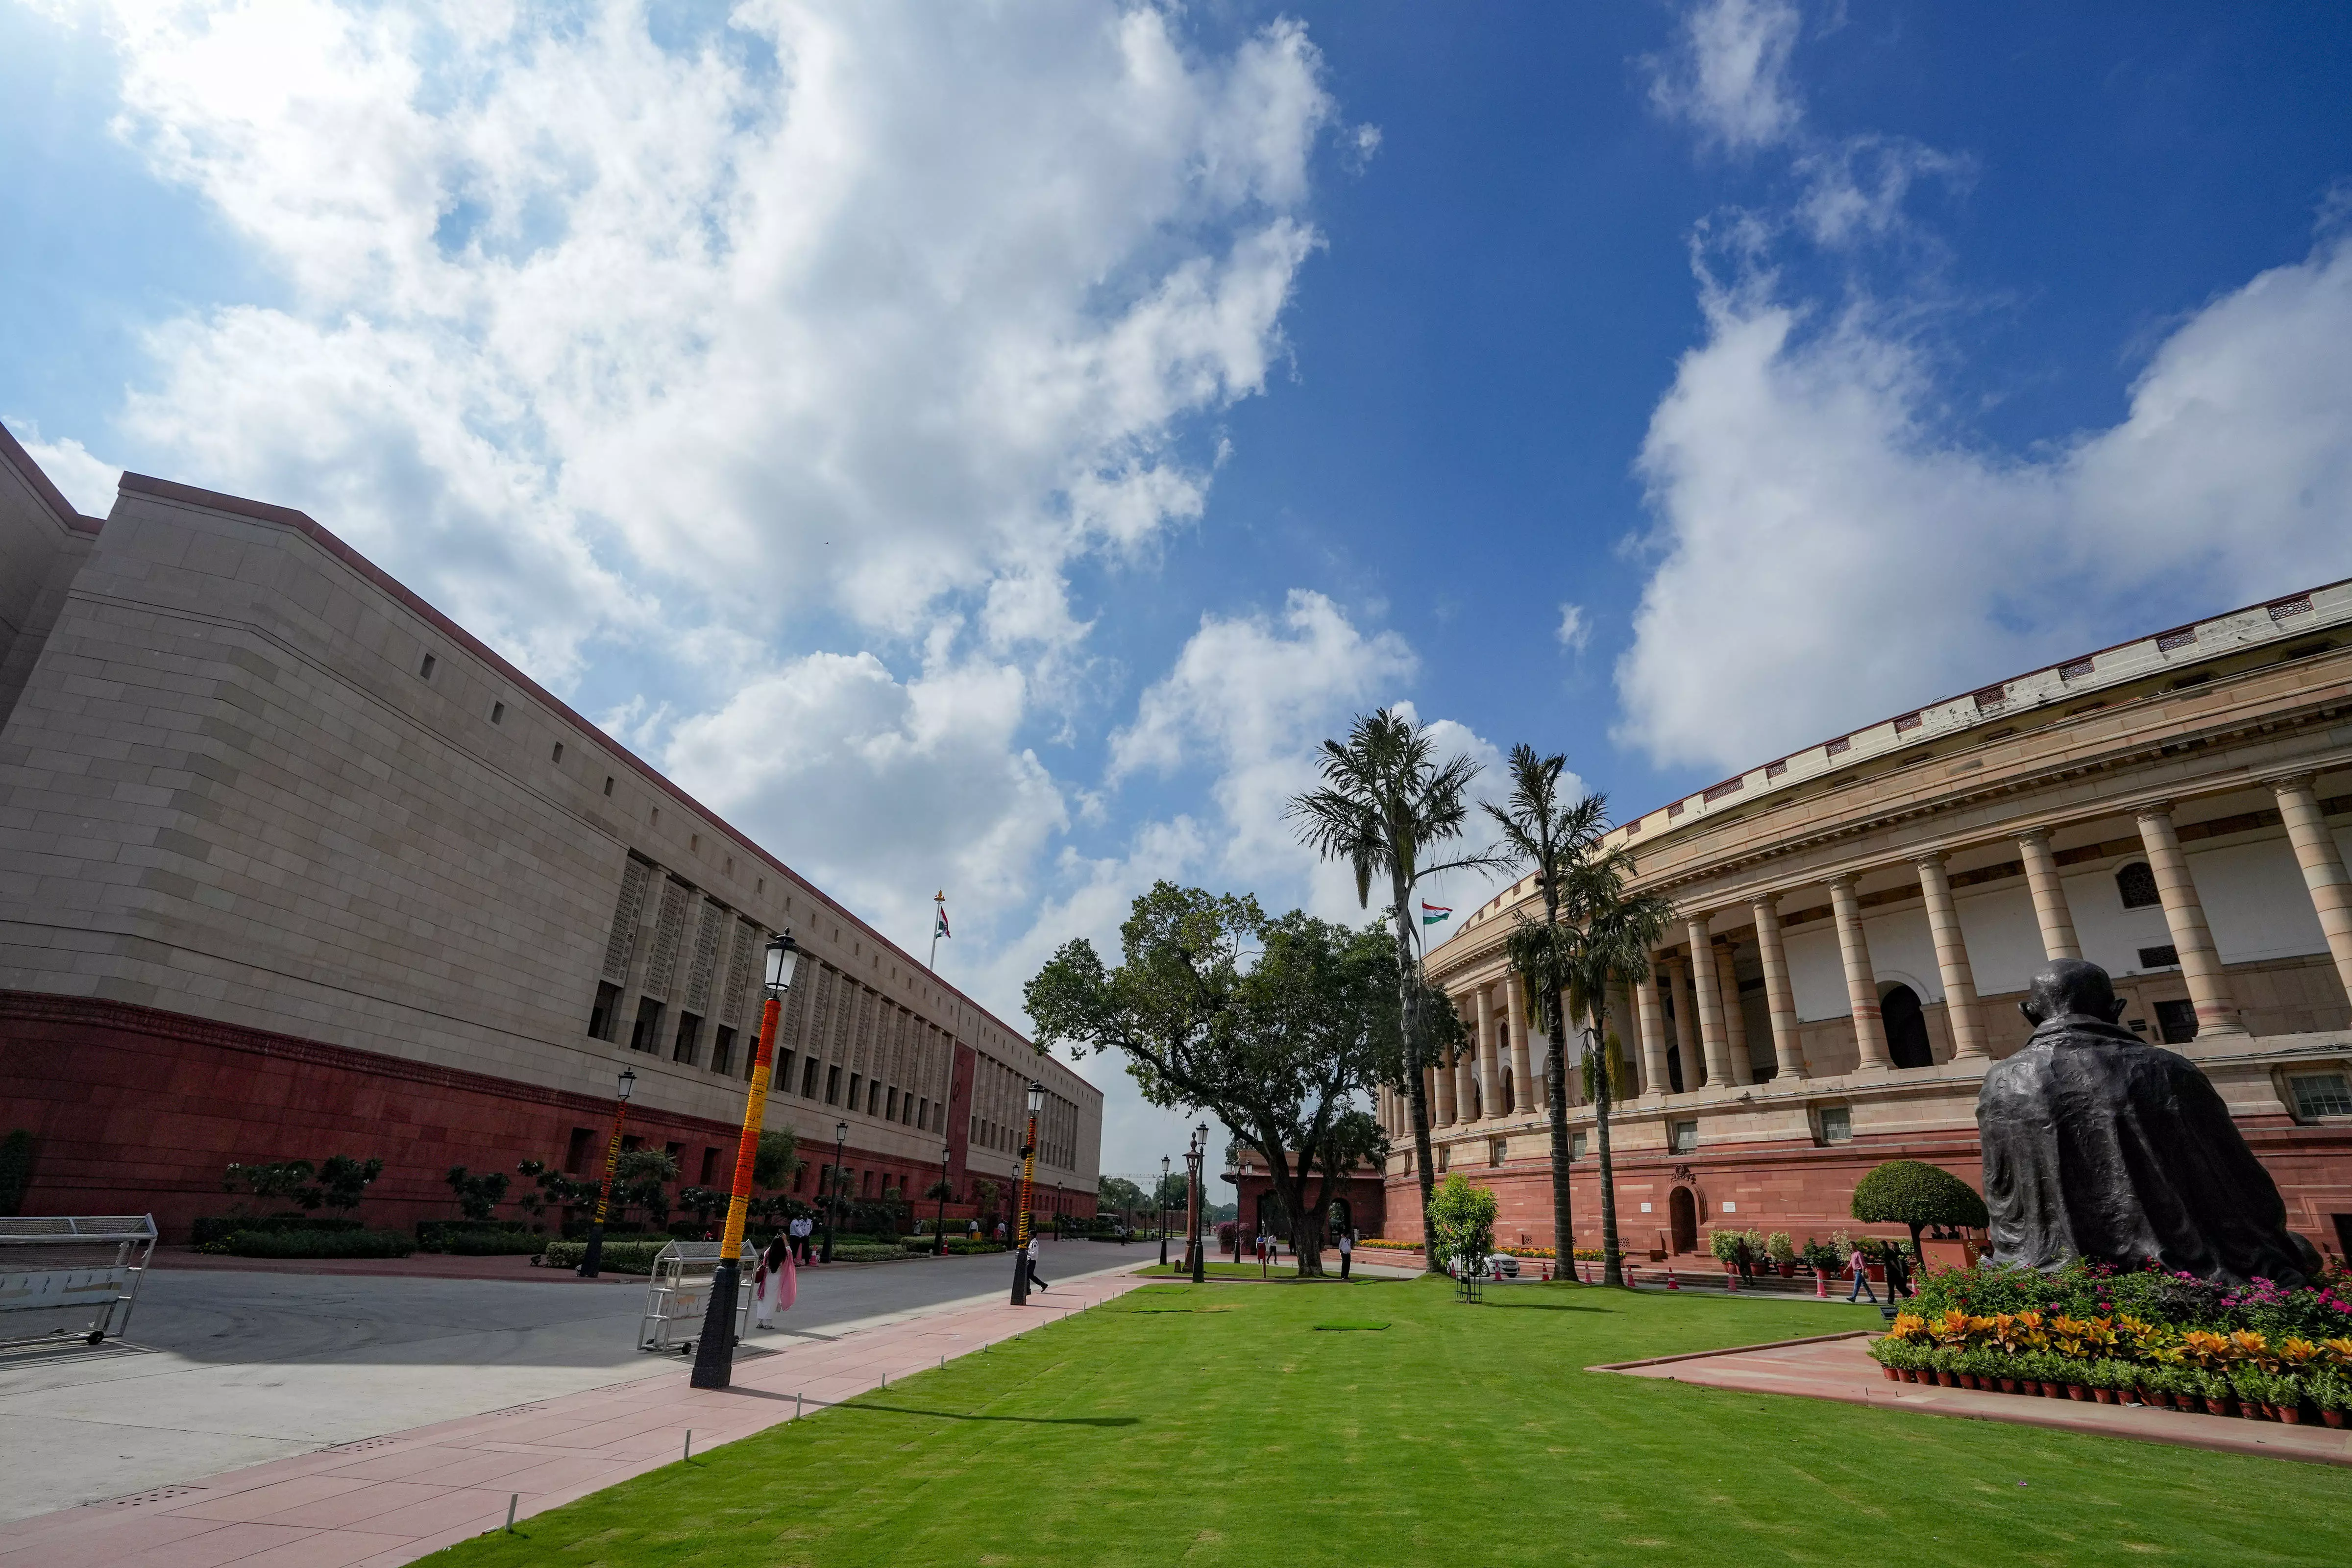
[1882,984,1933,1070]
[1327,1197,1353,1241]
[1668,1187,1698,1254]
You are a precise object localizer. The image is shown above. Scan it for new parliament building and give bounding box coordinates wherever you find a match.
[0,422,1100,1236]
[1386,576,2352,1264]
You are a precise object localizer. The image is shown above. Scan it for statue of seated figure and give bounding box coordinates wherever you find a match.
[1977,958,2310,1286]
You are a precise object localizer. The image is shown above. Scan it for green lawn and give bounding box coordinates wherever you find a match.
[424,1276,2352,1568]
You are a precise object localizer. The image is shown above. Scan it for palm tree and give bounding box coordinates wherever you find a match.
[1287,708,1504,1268]
[1486,745,1670,1286]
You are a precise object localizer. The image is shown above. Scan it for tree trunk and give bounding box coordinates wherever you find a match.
[1593,999,1625,1288]
[1544,992,1574,1276]
[1390,897,1442,1273]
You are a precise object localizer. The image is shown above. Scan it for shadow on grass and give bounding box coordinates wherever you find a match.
[1481,1300,1610,1313]
[846,1403,1140,1427]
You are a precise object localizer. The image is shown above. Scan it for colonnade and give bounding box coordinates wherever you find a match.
[1383,778,2352,1135]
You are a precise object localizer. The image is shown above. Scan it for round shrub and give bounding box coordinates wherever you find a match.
[1850,1159,1987,1257]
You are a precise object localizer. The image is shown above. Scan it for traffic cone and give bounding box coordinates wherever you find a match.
[1724,1267,1739,1293]
[1815,1270,1828,1299]
[1666,1263,1680,1291]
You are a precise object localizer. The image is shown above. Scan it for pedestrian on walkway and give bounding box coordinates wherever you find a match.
[1883,1243,1913,1301]
[1733,1236,1756,1287]
[1025,1234,1048,1292]
[1338,1229,1353,1281]
[788,1213,814,1263]
[753,1233,795,1329]
[1846,1243,1878,1304]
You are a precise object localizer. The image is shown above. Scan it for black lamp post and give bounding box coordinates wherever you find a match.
[576,1066,637,1279]
[1186,1121,1208,1284]
[933,1142,952,1256]
[1007,1079,1044,1306]
[821,1120,846,1263]
[1158,1155,1171,1268]
[690,930,798,1390]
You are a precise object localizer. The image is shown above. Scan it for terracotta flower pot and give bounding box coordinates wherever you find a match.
[2205,1396,2235,1417]
[2278,1405,2303,1425]
[2066,1384,2089,1401]
[2321,1408,2346,1429]
[1935,1371,1957,1387]
[1999,1378,2019,1394]
[2042,1381,2064,1398]
[2142,1389,2168,1408]
[2093,1388,2118,1405]
[2240,1401,2267,1421]
[1958,1373,1979,1390]
[1882,1365,1901,1382]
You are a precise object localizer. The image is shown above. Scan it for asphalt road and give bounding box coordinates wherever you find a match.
[0,1237,1147,1522]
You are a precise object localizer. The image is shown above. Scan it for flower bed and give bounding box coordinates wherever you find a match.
[1871,1259,2352,1424]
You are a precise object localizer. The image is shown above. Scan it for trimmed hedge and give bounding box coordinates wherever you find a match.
[539,1239,665,1274]
[831,1244,911,1263]
[432,1230,545,1255]
[191,1213,365,1247]
[214,1227,415,1259]
[416,1219,543,1249]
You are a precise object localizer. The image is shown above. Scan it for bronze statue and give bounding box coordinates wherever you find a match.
[1977,958,2309,1286]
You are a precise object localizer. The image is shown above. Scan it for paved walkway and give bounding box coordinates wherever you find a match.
[0,1265,1150,1568]
[1603,1332,2352,1468]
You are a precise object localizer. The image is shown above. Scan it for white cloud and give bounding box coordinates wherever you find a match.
[1614,233,2352,774]
[1646,0,1804,154]
[2,420,120,516]
[1554,601,1591,653]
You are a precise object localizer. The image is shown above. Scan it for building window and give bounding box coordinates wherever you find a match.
[2154,999,2198,1045]
[699,1147,718,1185]
[802,1056,821,1098]
[917,1097,929,1130]
[604,776,614,796]
[848,1074,862,1112]
[1816,1107,1852,1146]
[2137,944,2180,970]
[1668,1121,1698,1154]
[1437,1145,1450,1172]
[2116,862,2161,909]
[2290,1074,2352,1120]
[628,998,664,1053]
[825,1064,842,1104]
[868,1081,882,1115]
[418,652,436,680]
[886,1088,899,1121]
[672,1012,701,1065]
[564,1127,594,1175]
[1569,1131,1587,1161]
[588,981,622,1042]
[1488,1138,1506,1167]
[551,741,564,763]
[491,701,505,725]
[710,1026,736,1077]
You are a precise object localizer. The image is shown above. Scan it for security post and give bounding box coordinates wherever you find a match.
[1007,1079,1044,1305]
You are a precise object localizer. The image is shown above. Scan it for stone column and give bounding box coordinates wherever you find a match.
[1666,950,1704,1089]
[1635,964,1671,1099]
[1456,1025,1481,1122]
[2017,827,2082,961]
[1684,916,1733,1088]
[1917,852,1989,1062]
[1751,894,1808,1080]
[2276,775,2352,1006]
[1713,937,1754,1084]
[1604,975,1633,1099]
[1828,874,1893,1071]
[1474,983,1502,1121]
[1432,1054,1455,1127]
[1506,971,1535,1114]
[2136,805,2250,1039]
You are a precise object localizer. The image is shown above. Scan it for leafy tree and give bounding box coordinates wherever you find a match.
[1098,1175,1147,1224]
[314,1156,384,1212]
[677,1184,728,1230]
[753,1128,800,1191]
[1486,744,1671,1286]
[1029,885,1396,1276]
[443,1165,510,1222]
[924,1176,956,1203]
[970,1176,1000,1217]
[222,1155,383,1215]
[514,1158,599,1222]
[1851,1159,1989,1262]
[1428,1172,1497,1274]
[1286,708,1505,1269]
[613,1148,678,1229]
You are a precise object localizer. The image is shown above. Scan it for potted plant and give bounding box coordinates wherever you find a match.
[1767,1231,1796,1278]
[2228,1366,2275,1421]
[2085,1358,2132,1405]
[2307,1367,2350,1429]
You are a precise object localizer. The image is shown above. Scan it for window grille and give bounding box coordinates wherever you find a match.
[1668,1121,1697,1154]
[1667,800,1685,817]
[2154,999,2198,1044]
[2290,1074,2352,1119]
[2058,657,2094,680]
[2156,627,2198,652]
[1816,1107,1851,1145]
[1825,736,1851,756]
[2116,862,2161,909]
[1703,777,1743,803]
[1972,685,2008,710]
[2136,944,2180,970]
[2268,595,2314,622]
[1764,760,1788,779]
[1894,712,1923,731]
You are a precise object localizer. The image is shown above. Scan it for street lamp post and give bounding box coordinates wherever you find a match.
[575,1067,637,1279]
[689,930,799,1391]
[933,1142,952,1256]
[1158,1155,1171,1269]
[820,1121,847,1264]
[1187,1122,1208,1284]
[1007,1080,1044,1306]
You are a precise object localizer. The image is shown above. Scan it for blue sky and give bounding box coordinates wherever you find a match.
[6,1,2351,1172]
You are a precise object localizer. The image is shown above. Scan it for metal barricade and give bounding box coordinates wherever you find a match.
[638,1240,755,1353]
[0,1215,158,1348]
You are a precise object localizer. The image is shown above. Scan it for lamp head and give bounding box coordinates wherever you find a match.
[1027,1080,1045,1115]
[835,1120,848,1142]
[617,1067,637,1101]
[764,930,801,997]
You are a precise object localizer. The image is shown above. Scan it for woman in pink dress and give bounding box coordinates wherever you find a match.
[753,1233,796,1328]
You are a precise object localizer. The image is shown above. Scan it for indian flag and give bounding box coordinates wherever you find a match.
[934,905,952,939]
[1421,900,1452,928]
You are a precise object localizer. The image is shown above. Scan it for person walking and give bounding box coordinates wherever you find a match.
[1734,1236,1756,1287]
[1338,1229,1353,1282]
[1883,1243,1912,1301]
[752,1232,796,1329]
[1845,1242,1878,1304]
[1024,1234,1047,1292]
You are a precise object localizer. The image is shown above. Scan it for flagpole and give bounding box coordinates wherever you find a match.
[928,889,945,970]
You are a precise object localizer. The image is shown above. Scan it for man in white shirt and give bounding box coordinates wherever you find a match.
[1338,1229,1353,1281]
[1025,1234,1047,1292]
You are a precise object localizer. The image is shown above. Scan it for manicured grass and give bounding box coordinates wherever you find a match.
[424,1277,2352,1568]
